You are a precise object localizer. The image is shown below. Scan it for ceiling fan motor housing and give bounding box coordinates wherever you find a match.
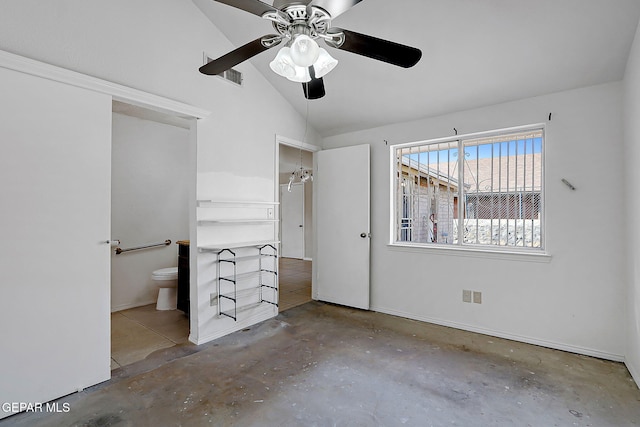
[266,5,335,44]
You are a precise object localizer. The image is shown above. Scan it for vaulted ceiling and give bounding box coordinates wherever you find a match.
[193,0,640,137]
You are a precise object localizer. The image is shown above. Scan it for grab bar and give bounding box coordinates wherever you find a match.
[115,239,171,255]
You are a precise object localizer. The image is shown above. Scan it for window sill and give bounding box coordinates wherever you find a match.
[387,242,552,263]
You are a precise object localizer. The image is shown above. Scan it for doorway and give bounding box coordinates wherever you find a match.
[277,138,316,311]
[110,102,193,369]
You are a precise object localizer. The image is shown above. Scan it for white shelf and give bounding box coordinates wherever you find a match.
[198,219,278,224]
[197,200,278,226]
[197,200,279,206]
[196,200,279,322]
[219,301,272,319]
[218,286,263,300]
[198,240,279,252]
[197,254,278,264]
[219,270,263,282]
[214,254,271,263]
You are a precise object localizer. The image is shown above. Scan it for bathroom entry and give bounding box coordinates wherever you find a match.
[110,102,192,369]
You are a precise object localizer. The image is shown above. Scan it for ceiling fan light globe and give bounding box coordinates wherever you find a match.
[286,65,312,83]
[269,47,296,79]
[290,35,320,67]
[313,48,338,78]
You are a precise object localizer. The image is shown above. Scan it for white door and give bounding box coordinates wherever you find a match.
[281,183,305,258]
[0,68,112,418]
[315,144,370,310]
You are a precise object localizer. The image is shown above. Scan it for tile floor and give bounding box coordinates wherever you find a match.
[110,258,311,370]
[111,305,190,370]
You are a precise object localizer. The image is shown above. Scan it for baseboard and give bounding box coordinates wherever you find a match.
[189,307,277,345]
[625,359,640,389]
[303,257,312,261]
[370,305,625,362]
[111,300,156,313]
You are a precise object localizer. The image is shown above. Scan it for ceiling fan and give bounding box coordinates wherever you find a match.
[199,0,422,99]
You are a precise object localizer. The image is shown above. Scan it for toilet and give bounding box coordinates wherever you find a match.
[152,267,178,310]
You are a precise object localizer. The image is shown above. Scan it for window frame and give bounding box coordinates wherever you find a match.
[389,124,547,257]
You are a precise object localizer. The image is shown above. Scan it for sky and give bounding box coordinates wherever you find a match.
[403,137,543,164]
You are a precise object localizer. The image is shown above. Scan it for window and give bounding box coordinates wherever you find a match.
[392,126,544,251]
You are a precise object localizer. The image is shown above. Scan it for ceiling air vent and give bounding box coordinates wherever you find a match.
[204,53,243,87]
[223,68,243,86]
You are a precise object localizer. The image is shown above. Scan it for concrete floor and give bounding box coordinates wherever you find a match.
[5,301,640,426]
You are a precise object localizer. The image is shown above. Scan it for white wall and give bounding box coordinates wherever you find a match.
[111,112,190,312]
[0,0,321,345]
[324,82,627,360]
[623,20,640,384]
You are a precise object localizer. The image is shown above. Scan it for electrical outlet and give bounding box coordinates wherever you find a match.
[267,208,274,219]
[473,291,482,304]
[462,290,472,303]
[210,293,216,306]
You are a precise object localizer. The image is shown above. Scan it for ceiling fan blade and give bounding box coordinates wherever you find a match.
[273,0,312,8]
[212,0,279,17]
[328,28,422,68]
[303,67,326,99]
[199,35,281,75]
[307,0,364,18]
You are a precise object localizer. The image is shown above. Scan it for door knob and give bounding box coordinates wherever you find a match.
[360,233,369,238]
